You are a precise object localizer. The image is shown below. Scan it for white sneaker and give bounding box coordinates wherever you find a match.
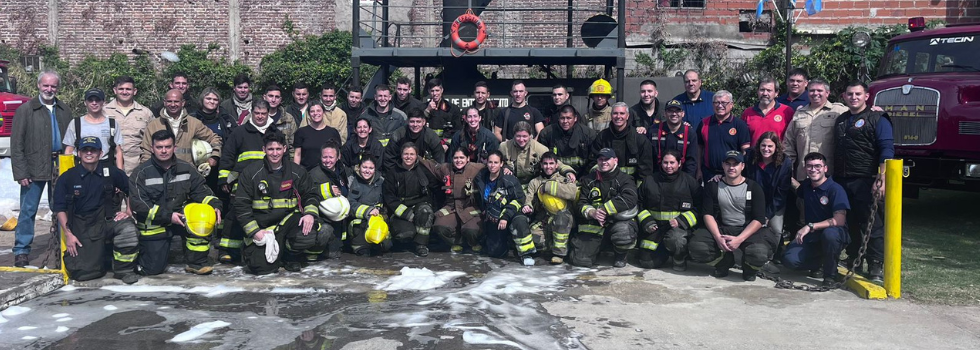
[522,257,535,266]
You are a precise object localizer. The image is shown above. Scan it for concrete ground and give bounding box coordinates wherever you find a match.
[0,251,977,349]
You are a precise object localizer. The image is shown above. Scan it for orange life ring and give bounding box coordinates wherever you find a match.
[450,13,487,51]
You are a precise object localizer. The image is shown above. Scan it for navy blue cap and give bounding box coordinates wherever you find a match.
[78,136,102,150]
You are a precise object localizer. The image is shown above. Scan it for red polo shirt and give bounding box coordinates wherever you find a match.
[741,102,795,146]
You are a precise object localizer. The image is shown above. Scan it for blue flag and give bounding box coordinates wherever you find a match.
[805,0,823,15]
[756,0,765,18]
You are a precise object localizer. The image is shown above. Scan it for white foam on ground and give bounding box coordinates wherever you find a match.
[51,313,69,318]
[463,331,524,348]
[169,320,231,342]
[101,284,324,296]
[2,306,31,317]
[268,287,326,294]
[17,326,37,331]
[55,326,69,332]
[103,305,117,311]
[102,285,187,293]
[376,267,466,291]
[0,314,6,323]
[21,336,37,340]
[59,285,78,292]
[56,317,72,322]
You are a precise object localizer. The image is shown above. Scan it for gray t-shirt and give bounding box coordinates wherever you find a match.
[63,116,123,160]
[718,181,749,227]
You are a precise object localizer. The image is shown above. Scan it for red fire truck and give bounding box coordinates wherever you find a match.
[870,18,980,194]
[0,60,30,157]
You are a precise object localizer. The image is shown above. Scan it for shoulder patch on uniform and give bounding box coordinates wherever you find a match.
[681,202,692,209]
[855,119,865,128]
[729,128,736,136]
[820,195,829,205]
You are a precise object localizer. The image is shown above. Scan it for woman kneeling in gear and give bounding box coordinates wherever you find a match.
[347,156,387,256]
[431,149,485,253]
[636,149,701,270]
[383,142,440,256]
[475,151,537,265]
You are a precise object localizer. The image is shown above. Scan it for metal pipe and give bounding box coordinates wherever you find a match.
[382,0,390,47]
[617,0,626,96]
[606,0,614,16]
[566,0,573,78]
[785,1,793,80]
[352,0,360,48]
[414,67,422,99]
[884,159,903,299]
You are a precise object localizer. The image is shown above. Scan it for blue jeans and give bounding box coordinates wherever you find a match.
[782,226,850,277]
[14,180,49,255]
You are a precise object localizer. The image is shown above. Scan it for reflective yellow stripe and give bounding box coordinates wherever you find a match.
[580,205,595,217]
[559,156,583,165]
[252,198,298,209]
[202,196,218,206]
[579,224,602,234]
[638,210,652,222]
[237,151,265,162]
[603,200,618,215]
[146,205,159,226]
[621,166,635,175]
[649,211,682,221]
[639,240,659,251]
[517,235,532,244]
[355,205,370,218]
[553,232,569,241]
[219,238,243,248]
[186,237,210,252]
[219,169,230,178]
[320,183,334,199]
[113,251,137,262]
[380,138,390,147]
[507,200,522,209]
[518,241,535,253]
[243,220,260,235]
[139,226,167,236]
[304,205,319,215]
[681,211,697,227]
[395,204,408,217]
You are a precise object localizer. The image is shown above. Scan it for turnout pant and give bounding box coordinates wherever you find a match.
[636,224,691,268]
[838,177,885,262]
[530,209,574,257]
[138,224,213,275]
[243,213,333,275]
[349,218,392,254]
[483,215,534,258]
[65,212,139,281]
[688,226,778,273]
[569,220,637,267]
[389,203,435,247]
[217,185,244,259]
[432,207,483,249]
[782,226,850,277]
[320,219,346,259]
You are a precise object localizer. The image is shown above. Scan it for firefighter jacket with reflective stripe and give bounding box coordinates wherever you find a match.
[383,126,445,170]
[637,171,701,231]
[139,112,223,165]
[218,122,283,184]
[433,162,484,222]
[234,160,313,237]
[130,158,221,235]
[538,123,596,175]
[341,135,385,168]
[423,99,461,139]
[346,171,385,220]
[447,127,499,164]
[590,125,655,181]
[360,104,407,146]
[577,167,638,222]
[524,170,578,210]
[305,164,352,214]
[382,160,440,220]
[473,168,524,222]
[500,139,552,185]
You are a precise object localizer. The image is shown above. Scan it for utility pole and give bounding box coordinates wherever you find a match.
[785,0,794,79]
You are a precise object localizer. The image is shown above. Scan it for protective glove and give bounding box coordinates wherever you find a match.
[197,163,212,176]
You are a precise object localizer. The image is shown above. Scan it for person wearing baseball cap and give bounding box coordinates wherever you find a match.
[650,99,699,177]
[63,87,125,169]
[52,135,141,284]
[688,149,777,281]
[572,147,640,268]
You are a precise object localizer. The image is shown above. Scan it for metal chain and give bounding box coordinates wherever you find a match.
[758,178,884,292]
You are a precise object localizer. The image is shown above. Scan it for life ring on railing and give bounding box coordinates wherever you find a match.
[450,11,487,51]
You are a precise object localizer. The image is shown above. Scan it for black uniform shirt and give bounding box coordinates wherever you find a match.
[53,165,129,216]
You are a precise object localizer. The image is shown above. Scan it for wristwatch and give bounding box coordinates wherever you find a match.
[807,223,815,231]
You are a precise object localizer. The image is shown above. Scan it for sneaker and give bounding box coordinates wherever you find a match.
[522,256,535,266]
[116,273,140,285]
[185,265,214,275]
[14,254,28,268]
[868,260,883,282]
[415,245,429,257]
[613,253,627,268]
[671,257,687,272]
[451,245,463,253]
[550,256,564,265]
[284,261,303,272]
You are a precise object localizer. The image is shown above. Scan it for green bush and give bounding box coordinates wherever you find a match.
[259,30,381,102]
[163,43,253,103]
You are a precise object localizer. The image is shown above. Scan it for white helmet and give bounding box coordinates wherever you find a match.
[191,139,213,165]
[319,197,351,221]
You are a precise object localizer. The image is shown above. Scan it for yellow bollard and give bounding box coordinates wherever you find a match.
[884,159,903,299]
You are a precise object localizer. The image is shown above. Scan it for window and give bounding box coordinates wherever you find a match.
[878,36,980,77]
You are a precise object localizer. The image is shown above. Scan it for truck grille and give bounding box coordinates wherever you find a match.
[961,121,980,136]
[874,86,940,146]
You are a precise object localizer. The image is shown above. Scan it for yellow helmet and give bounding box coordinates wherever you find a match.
[538,192,567,214]
[366,215,389,244]
[184,203,217,237]
[589,78,613,96]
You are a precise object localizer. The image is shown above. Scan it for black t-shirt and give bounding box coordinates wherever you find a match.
[294,126,343,170]
[494,105,544,140]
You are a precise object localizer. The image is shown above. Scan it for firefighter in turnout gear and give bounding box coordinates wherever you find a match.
[651,99,699,177]
[636,149,701,270]
[431,149,486,253]
[216,100,283,263]
[54,136,140,283]
[538,105,596,175]
[590,103,655,182]
[383,112,446,171]
[474,150,537,265]
[383,142,441,257]
[303,141,351,259]
[346,156,386,255]
[130,130,223,275]
[235,132,333,275]
[423,79,461,142]
[522,152,578,265]
[572,148,639,268]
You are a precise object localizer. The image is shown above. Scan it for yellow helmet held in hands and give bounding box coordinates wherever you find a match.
[589,78,613,97]
[184,203,217,237]
[538,192,567,214]
[366,215,389,244]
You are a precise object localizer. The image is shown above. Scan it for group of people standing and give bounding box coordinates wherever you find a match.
[8,67,892,287]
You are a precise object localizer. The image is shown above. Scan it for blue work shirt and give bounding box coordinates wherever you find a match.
[776,93,810,112]
[52,164,129,216]
[697,114,751,177]
[797,176,850,223]
[673,90,715,126]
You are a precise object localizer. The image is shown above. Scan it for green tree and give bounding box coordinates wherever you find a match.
[259,30,380,101]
